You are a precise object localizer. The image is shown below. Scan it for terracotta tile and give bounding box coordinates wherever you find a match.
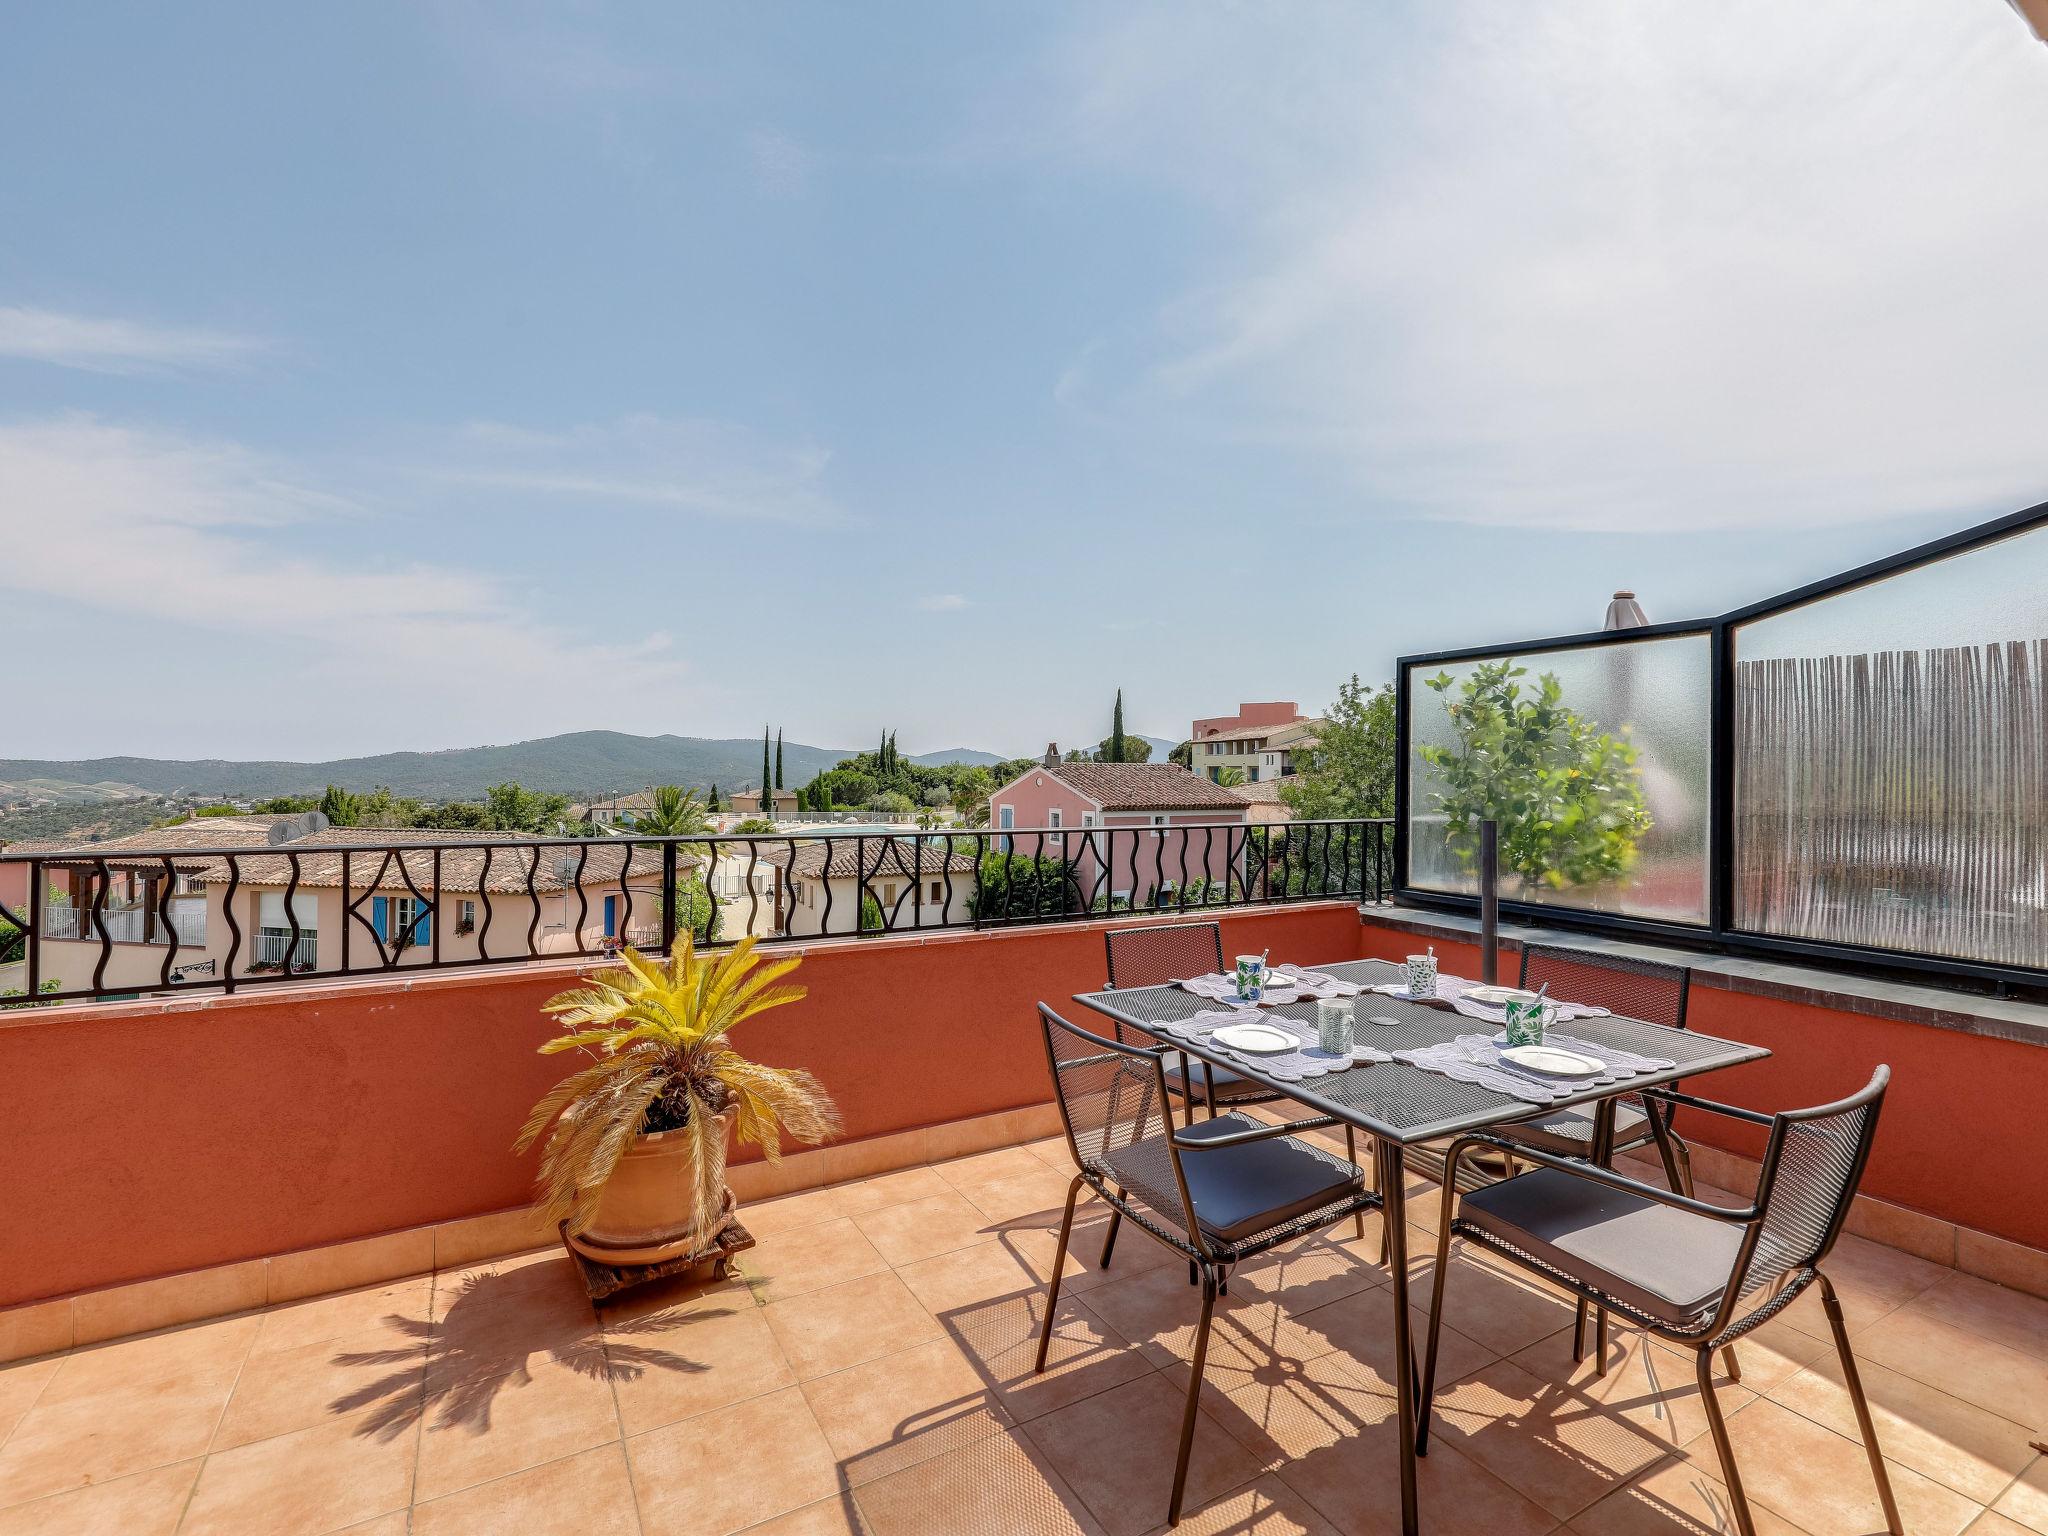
[943,1289,1152,1422]
[333,1516,410,1536]
[181,1411,418,1536]
[72,1259,267,1346]
[214,1324,427,1451]
[738,1217,890,1303]
[1572,1452,1808,1536]
[1159,1346,1395,1469]
[0,1332,247,1505]
[1027,1136,1078,1171]
[1271,1391,1557,1536]
[1845,1195,1958,1268]
[898,1233,1069,1317]
[853,1192,1000,1267]
[1769,1350,2037,1503]
[932,1144,1058,1193]
[765,1271,943,1380]
[1003,1206,1178,1293]
[37,1313,258,1402]
[812,1131,931,1191]
[1677,1396,1981,1536]
[1293,1282,1494,1395]
[1971,1514,2044,1536]
[831,1164,952,1217]
[1779,1235,1951,1341]
[0,1300,71,1366]
[254,1277,434,1357]
[1082,1263,1331,1379]
[430,1253,600,1369]
[1431,1355,1713,1519]
[746,1496,874,1535]
[1859,1306,2048,1434]
[606,1299,795,1435]
[412,1441,639,1535]
[267,1229,435,1305]
[1904,1272,2048,1364]
[803,1336,1013,1486]
[1228,1233,1386,1318]
[630,1384,840,1536]
[745,1184,854,1239]
[413,1351,621,1502]
[1023,1372,1262,1536]
[1992,1457,2048,1534]
[1958,1231,2048,1304]
[1402,1245,1580,1358]
[430,1205,556,1271]
[0,1458,198,1536]
[854,1425,1107,1536]
[1700,1311,1833,1394]
[1133,1470,1343,1536]
[1505,1328,1755,1453]
[965,1171,1095,1229]
[0,1356,60,1446]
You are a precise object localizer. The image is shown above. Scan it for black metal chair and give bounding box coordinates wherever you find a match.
[1417,1067,1900,1536]
[1105,921,1370,1240]
[1034,1003,1381,1527]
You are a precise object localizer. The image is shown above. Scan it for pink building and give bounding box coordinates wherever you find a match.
[986,749,1252,907]
[1191,700,1306,741]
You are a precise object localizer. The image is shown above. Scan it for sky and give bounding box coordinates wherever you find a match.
[4,0,2047,763]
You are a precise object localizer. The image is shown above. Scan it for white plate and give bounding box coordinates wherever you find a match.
[1463,985,1535,1006]
[1213,1023,1298,1056]
[1500,1044,1603,1078]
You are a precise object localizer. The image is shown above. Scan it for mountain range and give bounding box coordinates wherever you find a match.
[0,731,1177,807]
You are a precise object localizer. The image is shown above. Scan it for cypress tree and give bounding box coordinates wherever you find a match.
[709,782,720,811]
[760,727,772,811]
[775,729,784,789]
[1111,690,1126,762]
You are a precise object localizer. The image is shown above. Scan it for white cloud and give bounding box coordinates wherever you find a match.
[917,594,970,612]
[439,414,850,528]
[0,415,688,747]
[1038,1,2048,531]
[0,306,266,374]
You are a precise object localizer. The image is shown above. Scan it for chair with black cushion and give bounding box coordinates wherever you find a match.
[1035,1003,1380,1527]
[1106,921,1370,1240]
[1417,1068,1900,1536]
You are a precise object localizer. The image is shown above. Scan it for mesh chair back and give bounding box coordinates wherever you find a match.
[1735,1067,1889,1303]
[1520,943,1689,1030]
[1038,1004,1199,1238]
[1105,921,1225,991]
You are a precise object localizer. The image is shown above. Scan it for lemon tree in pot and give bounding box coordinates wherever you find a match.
[516,937,840,1266]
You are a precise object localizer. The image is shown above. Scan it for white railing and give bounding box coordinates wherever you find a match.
[40,902,204,946]
[254,930,319,972]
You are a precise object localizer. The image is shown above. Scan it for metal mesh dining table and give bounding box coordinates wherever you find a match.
[1073,955,1770,1536]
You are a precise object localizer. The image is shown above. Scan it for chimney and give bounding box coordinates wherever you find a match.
[1603,590,1649,631]
[1043,743,1059,768]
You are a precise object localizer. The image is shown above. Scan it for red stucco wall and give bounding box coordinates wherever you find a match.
[0,902,1362,1308]
[1355,919,2048,1252]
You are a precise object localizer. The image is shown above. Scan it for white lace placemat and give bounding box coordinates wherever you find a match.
[1272,963,1365,999]
[1177,973,1304,1007]
[1370,974,1611,1027]
[1153,1008,1391,1082]
[1390,1032,1675,1104]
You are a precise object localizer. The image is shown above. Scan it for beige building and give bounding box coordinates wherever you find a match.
[1192,717,1320,785]
[763,837,978,936]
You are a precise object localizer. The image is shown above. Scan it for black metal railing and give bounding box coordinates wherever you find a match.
[0,819,1394,1007]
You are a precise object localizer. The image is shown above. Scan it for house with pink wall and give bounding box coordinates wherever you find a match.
[1191,700,1305,741]
[986,749,1253,908]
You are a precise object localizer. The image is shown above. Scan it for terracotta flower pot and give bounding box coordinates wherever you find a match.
[566,1105,738,1266]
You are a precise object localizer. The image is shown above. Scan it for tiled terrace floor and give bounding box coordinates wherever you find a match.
[1,1135,2044,1536]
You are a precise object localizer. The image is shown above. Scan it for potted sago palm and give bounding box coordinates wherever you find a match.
[516,936,839,1265]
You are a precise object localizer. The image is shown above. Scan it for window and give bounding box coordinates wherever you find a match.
[929,881,943,903]
[1081,812,1097,828]
[457,899,476,932]
[1047,808,1063,828]
[998,806,1014,829]
[394,895,430,948]
[882,883,897,906]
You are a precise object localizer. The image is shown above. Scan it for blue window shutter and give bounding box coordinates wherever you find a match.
[372,897,388,941]
[603,896,617,937]
[417,907,432,948]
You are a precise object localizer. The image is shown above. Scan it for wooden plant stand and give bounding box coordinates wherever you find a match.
[558,1218,756,1308]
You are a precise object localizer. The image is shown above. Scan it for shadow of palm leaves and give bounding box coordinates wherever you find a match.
[329,1264,716,1441]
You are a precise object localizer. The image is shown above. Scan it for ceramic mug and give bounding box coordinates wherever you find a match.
[1316,998,1355,1054]
[1405,953,1438,998]
[1234,954,1266,1003]
[1502,995,1555,1047]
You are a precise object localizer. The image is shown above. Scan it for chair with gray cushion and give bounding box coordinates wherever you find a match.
[1416,1067,1900,1536]
[1106,921,1369,1240]
[1034,1003,1380,1527]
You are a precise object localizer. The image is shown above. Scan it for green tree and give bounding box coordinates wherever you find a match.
[0,913,22,966]
[194,804,242,818]
[969,851,1079,919]
[253,795,319,814]
[859,893,884,932]
[414,801,490,830]
[1109,689,1126,762]
[1416,661,1651,891]
[951,767,993,827]
[760,727,773,811]
[1281,676,1398,821]
[1168,739,1194,770]
[667,877,722,943]
[729,817,775,834]
[1216,765,1247,788]
[707,783,721,811]
[319,784,363,827]
[775,730,784,789]
[636,785,710,837]
[484,782,570,833]
[1095,734,1151,763]
[866,789,915,815]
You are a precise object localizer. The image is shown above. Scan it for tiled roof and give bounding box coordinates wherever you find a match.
[210,832,678,894]
[1195,718,1320,745]
[1042,762,1247,811]
[1224,776,1297,804]
[0,816,303,864]
[757,837,978,880]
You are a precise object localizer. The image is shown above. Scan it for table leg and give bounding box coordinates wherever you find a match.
[1383,1142,1420,1536]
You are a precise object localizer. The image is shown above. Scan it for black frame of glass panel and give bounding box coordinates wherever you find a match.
[1394,498,2048,996]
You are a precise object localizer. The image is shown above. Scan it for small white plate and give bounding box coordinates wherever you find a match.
[1213,1023,1298,1055]
[1500,1044,1603,1078]
[1463,985,1535,1006]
